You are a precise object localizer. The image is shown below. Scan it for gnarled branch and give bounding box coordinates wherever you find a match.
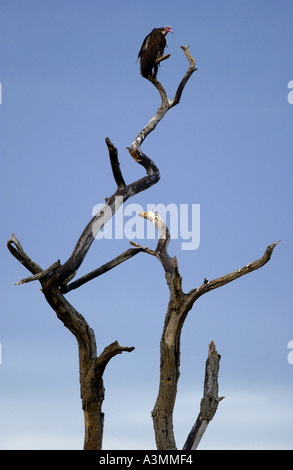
[6,140,160,451]
[7,233,43,275]
[185,240,281,306]
[54,140,159,289]
[7,44,195,451]
[138,210,279,450]
[132,45,197,152]
[170,45,197,107]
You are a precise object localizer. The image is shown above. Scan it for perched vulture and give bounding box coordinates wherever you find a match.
[138,26,173,79]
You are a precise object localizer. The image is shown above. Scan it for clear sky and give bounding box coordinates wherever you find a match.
[1,0,292,450]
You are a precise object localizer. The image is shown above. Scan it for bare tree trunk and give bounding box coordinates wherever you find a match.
[7,39,279,450]
[183,341,224,450]
[135,211,279,449]
[7,234,135,450]
[7,45,196,449]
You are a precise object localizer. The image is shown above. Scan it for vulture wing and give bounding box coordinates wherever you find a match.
[138,28,167,79]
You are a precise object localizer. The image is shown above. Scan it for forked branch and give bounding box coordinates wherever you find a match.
[7,43,196,451]
[7,33,278,451]
[132,45,197,152]
[170,45,197,107]
[138,210,279,449]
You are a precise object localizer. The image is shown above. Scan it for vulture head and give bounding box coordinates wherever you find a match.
[163,25,174,34]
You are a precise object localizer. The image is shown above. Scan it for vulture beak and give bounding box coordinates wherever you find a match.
[165,26,174,33]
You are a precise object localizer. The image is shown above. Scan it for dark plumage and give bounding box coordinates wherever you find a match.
[138,26,173,79]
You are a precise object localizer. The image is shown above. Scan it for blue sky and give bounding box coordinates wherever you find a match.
[1,0,293,450]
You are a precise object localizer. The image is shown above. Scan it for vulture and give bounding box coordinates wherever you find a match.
[138,26,173,79]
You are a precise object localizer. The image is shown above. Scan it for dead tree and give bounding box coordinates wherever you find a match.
[7,45,279,450]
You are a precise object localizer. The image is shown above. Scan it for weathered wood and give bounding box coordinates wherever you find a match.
[14,260,61,285]
[139,211,279,450]
[8,234,135,450]
[106,137,126,189]
[61,246,146,294]
[170,46,197,107]
[54,141,160,289]
[186,240,281,305]
[132,45,197,152]
[7,233,43,275]
[183,341,224,450]
[7,39,278,451]
[7,46,196,450]
[155,53,171,65]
